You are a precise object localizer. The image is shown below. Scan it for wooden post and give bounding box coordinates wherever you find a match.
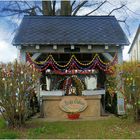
[117,47,123,89]
[118,47,123,64]
[20,49,26,64]
[17,46,26,63]
[102,53,113,61]
[116,47,124,115]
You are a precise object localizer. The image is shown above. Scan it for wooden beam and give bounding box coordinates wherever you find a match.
[23,45,119,53]
[32,53,41,60]
[102,53,113,61]
[19,49,26,63]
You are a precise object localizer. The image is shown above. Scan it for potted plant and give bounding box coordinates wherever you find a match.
[67,112,80,120]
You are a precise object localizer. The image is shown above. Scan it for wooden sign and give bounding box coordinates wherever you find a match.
[59,96,87,113]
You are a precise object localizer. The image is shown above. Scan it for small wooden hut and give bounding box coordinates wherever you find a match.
[13,16,129,118]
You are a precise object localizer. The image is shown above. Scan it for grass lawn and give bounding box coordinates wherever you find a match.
[0,116,140,139]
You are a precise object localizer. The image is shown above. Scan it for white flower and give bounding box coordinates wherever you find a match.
[2,78,5,81]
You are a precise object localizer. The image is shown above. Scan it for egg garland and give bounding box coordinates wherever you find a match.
[27,52,118,74]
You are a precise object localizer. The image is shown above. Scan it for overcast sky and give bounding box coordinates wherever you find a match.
[0,0,140,63]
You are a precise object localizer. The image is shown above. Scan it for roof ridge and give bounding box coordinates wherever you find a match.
[23,15,115,19]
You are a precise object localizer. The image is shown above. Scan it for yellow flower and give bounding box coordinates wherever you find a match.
[126,78,129,81]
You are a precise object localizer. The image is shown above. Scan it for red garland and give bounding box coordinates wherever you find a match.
[26,52,118,74]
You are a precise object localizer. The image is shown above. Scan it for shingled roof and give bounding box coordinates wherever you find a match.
[13,16,129,46]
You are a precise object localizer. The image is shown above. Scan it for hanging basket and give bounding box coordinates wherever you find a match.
[67,113,80,120]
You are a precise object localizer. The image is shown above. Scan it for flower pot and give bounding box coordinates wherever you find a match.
[67,113,80,120]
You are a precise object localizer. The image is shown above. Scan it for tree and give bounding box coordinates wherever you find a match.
[121,62,140,121]
[0,61,41,127]
[0,0,128,16]
[0,0,139,34]
[106,62,140,121]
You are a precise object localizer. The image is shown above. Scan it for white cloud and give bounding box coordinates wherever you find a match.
[127,0,140,12]
[5,16,22,26]
[0,25,17,63]
[0,40,17,63]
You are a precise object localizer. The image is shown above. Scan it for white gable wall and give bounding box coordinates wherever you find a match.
[130,31,140,62]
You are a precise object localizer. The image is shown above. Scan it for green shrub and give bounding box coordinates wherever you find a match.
[0,118,6,129]
[0,131,18,139]
[0,61,41,127]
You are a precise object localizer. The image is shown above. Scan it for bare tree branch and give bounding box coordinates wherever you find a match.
[0,0,138,36]
[125,5,140,16]
[71,0,76,8]
[0,1,43,16]
[73,0,88,16]
[1,7,37,15]
[108,4,126,16]
[85,0,107,16]
[72,1,88,16]
[22,1,32,9]
[34,5,43,14]
[81,2,102,8]
[118,18,130,35]
[15,1,21,10]
[118,18,127,23]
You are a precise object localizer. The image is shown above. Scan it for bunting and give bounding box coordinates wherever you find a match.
[26,53,118,75]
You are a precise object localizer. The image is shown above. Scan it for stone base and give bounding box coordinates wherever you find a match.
[41,95,101,118]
